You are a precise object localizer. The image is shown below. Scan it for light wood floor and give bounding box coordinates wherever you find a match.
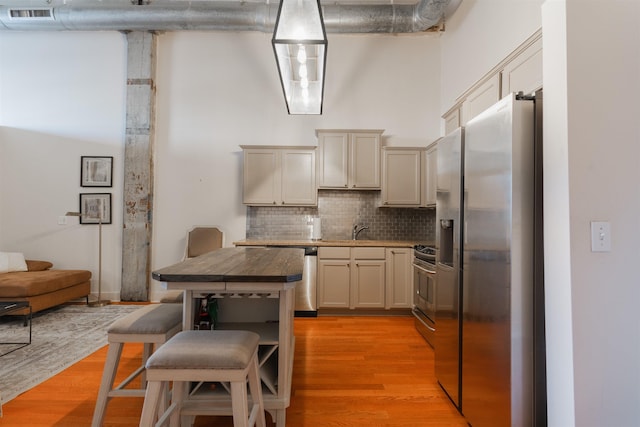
[0,316,467,427]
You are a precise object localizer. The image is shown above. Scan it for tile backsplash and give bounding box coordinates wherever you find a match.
[246,190,435,242]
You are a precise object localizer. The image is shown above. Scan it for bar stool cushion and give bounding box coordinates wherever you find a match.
[146,330,259,370]
[107,303,183,335]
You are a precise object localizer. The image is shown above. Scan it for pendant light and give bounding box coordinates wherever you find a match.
[272,0,327,115]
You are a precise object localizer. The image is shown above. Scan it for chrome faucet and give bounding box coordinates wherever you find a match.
[352,224,369,240]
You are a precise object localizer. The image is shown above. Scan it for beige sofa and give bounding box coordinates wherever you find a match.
[0,260,91,315]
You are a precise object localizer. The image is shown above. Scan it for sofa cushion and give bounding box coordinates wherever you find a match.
[0,252,28,274]
[0,270,92,298]
[26,260,54,272]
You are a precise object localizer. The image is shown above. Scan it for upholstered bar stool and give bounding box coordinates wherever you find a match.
[139,330,266,427]
[91,303,184,427]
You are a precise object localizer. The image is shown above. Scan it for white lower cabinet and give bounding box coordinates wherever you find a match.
[385,248,413,309]
[318,246,411,310]
[351,248,386,308]
[317,247,351,308]
[317,261,351,308]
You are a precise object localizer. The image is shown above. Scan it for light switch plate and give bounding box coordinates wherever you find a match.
[590,221,611,252]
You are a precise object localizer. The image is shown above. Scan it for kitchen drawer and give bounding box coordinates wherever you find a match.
[319,247,351,259]
[352,247,386,260]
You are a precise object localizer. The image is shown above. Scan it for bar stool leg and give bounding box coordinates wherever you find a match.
[168,381,186,427]
[230,380,250,427]
[139,381,164,427]
[248,357,266,427]
[91,342,124,427]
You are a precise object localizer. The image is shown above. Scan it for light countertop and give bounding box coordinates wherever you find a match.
[233,239,423,248]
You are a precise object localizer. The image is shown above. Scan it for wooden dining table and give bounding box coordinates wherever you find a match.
[152,247,304,427]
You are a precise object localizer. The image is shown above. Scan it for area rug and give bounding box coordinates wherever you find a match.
[0,304,140,410]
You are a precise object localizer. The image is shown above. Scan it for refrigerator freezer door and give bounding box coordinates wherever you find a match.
[435,127,463,409]
[462,94,535,427]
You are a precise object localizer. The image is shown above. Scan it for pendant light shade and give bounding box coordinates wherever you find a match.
[272,0,327,115]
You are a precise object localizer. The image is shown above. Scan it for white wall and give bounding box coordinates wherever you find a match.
[540,3,575,425]
[544,1,640,426]
[0,31,126,301]
[0,30,442,302]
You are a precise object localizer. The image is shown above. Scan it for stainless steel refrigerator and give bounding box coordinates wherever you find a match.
[435,92,546,427]
[435,127,464,410]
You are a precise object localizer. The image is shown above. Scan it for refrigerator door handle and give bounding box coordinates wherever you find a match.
[464,220,468,245]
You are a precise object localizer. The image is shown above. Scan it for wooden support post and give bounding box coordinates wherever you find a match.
[121,31,156,301]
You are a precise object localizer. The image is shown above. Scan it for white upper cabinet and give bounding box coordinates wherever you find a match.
[443,108,461,135]
[381,143,437,208]
[381,147,423,207]
[448,30,542,130]
[315,132,348,188]
[281,149,317,205]
[424,142,437,207]
[501,37,542,96]
[317,129,382,190]
[242,148,281,205]
[242,146,317,206]
[461,74,501,125]
[350,132,381,189]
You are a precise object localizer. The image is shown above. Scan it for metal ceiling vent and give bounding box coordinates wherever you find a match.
[0,0,461,34]
[8,8,54,21]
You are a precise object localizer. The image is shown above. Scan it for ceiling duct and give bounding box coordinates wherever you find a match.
[0,0,461,34]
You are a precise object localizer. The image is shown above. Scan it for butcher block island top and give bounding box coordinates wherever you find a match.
[151,247,304,283]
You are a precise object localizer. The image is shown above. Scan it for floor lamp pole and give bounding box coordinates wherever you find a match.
[67,202,109,307]
[89,201,109,307]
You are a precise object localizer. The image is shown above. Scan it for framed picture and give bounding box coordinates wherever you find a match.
[81,156,113,187]
[79,193,112,224]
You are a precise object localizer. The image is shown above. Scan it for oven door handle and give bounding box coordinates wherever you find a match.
[412,309,436,332]
[412,263,436,275]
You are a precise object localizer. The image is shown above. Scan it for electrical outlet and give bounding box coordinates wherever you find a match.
[590,221,611,252]
[58,216,67,225]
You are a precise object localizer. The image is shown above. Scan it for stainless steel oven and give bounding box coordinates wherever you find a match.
[412,245,436,347]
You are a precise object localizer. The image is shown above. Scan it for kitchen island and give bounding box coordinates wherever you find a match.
[151,247,304,427]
